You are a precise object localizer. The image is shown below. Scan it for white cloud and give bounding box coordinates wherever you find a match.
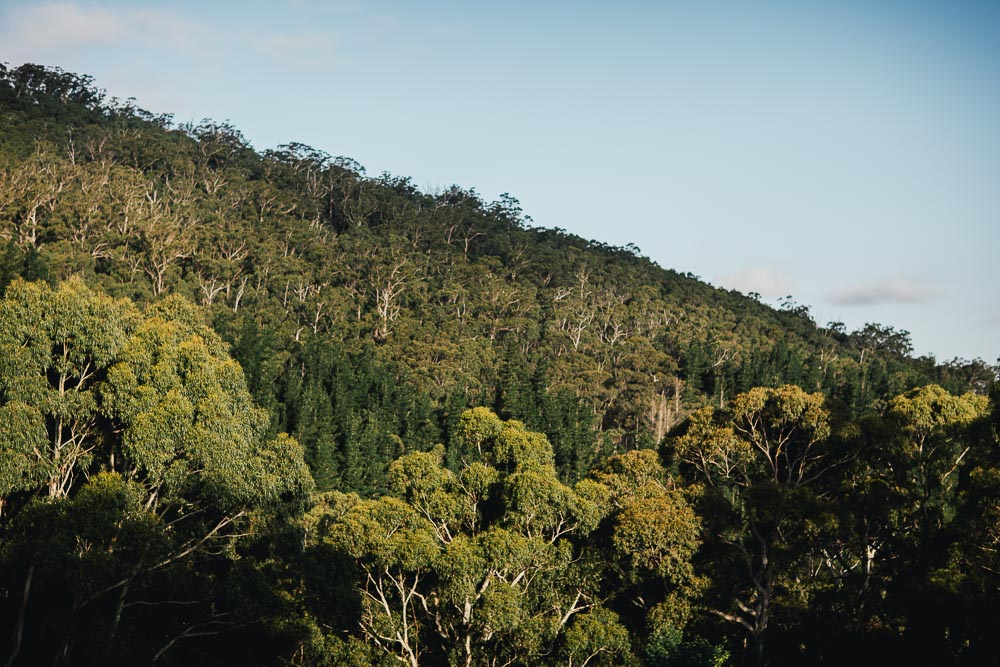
[0,1,344,114]
[714,266,794,298]
[827,277,941,306]
[0,2,197,62]
[1,2,341,71]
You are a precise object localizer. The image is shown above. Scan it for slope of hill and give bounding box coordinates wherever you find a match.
[2,64,990,490]
[1,63,998,667]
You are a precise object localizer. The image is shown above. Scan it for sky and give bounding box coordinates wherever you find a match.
[2,0,998,363]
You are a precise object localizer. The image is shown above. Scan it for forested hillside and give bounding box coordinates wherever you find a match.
[1,64,997,666]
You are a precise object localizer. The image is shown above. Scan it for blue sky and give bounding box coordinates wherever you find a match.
[2,0,998,362]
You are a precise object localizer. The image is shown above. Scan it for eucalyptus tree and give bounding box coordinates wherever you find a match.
[588,449,707,664]
[0,279,312,665]
[311,409,634,666]
[674,385,832,663]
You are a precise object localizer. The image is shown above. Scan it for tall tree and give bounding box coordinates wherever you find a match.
[0,279,313,665]
[310,410,633,667]
[674,385,831,663]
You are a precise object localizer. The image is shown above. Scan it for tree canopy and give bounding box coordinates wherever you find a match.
[0,63,996,666]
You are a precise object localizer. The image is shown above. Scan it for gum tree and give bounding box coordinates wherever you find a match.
[0,279,312,664]
[315,409,625,667]
[675,385,831,663]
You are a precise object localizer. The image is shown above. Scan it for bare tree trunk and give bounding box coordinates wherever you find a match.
[6,565,34,667]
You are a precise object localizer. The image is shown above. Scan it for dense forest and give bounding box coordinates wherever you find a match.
[0,63,997,666]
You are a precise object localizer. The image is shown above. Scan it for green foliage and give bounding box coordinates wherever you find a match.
[0,278,139,500]
[105,295,312,508]
[1,63,981,501]
[0,63,996,666]
[307,409,636,666]
[262,337,444,496]
[0,279,312,665]
[564,606,633,666]
[885,385,989,533]
[673,385,834,661]
[0,400,48,503]
[612,494,701,582]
